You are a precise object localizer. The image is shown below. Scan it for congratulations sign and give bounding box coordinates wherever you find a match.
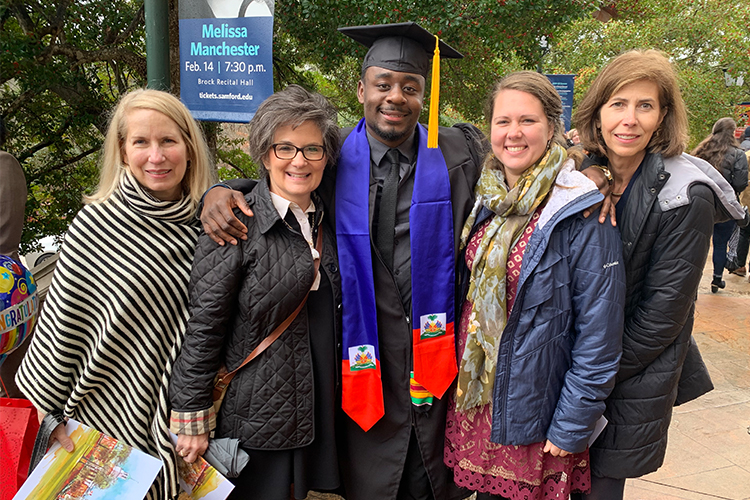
[179,1,274,122]
[0,255,37,362]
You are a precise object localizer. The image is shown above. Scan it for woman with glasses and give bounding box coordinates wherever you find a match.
[169,85,342,500]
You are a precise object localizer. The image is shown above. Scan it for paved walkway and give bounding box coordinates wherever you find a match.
[623,264,750,500]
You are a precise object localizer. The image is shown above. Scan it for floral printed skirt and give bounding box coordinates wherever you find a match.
[444,300,590,500]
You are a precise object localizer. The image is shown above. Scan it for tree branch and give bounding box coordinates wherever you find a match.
[2,89,39,117]
[31,146,100,181]
[216,155,250,178]
[16,117,73,162]
[47,44,147,78]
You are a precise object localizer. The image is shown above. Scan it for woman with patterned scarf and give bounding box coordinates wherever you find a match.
[443,71,625,500]
[17,89,216,500]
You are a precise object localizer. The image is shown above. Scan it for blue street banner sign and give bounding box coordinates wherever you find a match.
[545,74,575,131]
[179,1,275,122]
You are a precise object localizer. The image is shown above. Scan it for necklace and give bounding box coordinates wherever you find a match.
[611,191,624,197]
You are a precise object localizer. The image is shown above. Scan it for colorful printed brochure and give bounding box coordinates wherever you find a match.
[14,419,161,499]
[170,434,234,500]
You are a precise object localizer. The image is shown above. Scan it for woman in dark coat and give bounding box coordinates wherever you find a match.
[169,85,342,500]
[691,117,749,288]
[571,50,746,499]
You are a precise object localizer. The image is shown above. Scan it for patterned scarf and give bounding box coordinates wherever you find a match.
[455,144,566,411]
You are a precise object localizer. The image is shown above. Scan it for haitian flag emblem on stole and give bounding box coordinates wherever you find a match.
[420,313,446,339]
[349,345,377,371]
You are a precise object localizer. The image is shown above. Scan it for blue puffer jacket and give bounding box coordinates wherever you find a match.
[483,162,626,454]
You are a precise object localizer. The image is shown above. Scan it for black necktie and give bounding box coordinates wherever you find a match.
[377,148,400,270]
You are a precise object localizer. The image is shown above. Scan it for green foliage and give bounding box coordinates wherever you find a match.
[5,0,750,249]
[1,0,146,253]
[547,0,750,148]
[273,0,596,124]
[3,0,598,250]
[216,132,260,180]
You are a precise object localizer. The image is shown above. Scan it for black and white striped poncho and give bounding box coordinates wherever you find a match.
[17,171,200,500]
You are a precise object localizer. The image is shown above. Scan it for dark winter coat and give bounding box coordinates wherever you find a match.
[716,146,748,195]
[486,164,626,454]
[589,152,741,478]
[170,178,341,449]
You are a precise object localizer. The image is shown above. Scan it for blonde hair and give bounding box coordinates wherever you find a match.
[86,89,216,211]
[575,50,688,158]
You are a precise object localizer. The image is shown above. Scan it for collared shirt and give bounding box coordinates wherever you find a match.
[367,130,417,313]
[270,191,320,290]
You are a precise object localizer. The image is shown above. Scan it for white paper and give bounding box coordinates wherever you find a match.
[588,415,608,447]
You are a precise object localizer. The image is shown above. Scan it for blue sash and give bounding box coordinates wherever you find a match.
[336,119,456,431]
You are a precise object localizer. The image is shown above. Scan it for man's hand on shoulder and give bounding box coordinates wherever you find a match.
[581,165,617,226]
[200,186,253,245]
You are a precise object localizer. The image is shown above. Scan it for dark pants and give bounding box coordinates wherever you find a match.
[733,222,750,269]
[570,476,625,500]
[397,428,434,500]
[712,220,736,278]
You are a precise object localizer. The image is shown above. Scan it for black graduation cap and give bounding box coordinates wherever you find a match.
[338,22,463,79]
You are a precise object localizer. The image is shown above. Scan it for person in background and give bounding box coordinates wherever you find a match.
[0,119,30,398]
[444,71,625,500]
[0,152,26,263]
[725,125,750,275]
[740,125,750,151]
[571,50,746,500]
[196,21,487,500]
[565,127,581,147]
[16,89,216,500]
[169,85,342,500]
[691,117,748,287]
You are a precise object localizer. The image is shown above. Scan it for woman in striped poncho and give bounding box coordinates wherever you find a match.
[16,89,216,500]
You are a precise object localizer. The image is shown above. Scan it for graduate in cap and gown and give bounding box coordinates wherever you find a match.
[198,22,488,500]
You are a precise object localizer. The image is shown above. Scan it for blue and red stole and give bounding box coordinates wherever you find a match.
[336,119,457,431]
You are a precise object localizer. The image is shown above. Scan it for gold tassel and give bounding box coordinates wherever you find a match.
[427,35,440,149]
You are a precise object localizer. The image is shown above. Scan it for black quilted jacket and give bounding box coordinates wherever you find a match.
[717,146,749,195]
[589,153,721,478]
[170,178,340,450]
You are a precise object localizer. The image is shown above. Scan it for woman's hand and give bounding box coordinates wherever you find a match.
[543,439,571,457]
[50,423,75,452]
[176,433,209,464]
[37,410,74,452]
[200,187,253,246]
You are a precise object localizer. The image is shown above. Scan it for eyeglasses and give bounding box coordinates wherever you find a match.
[271,143,326,161]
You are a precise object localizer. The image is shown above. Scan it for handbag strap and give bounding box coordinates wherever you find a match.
[216,227,324,389]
